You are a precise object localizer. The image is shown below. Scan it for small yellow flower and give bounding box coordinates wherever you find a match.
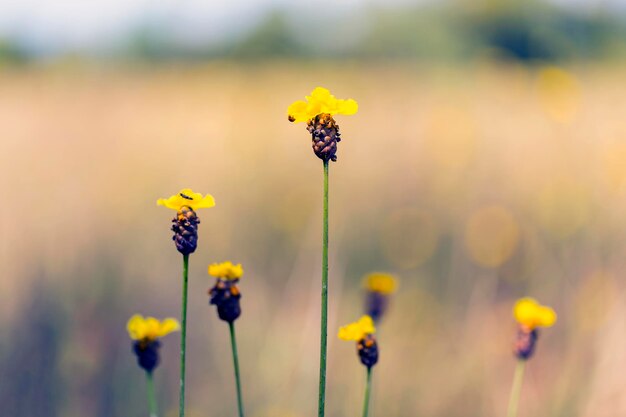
[287,87,358,123]
[363,272,398,295]
[514,298,557,330]
[157,188,216,211]
[208,261,244,280]
[338,315,376,341]
[127,314,180,342]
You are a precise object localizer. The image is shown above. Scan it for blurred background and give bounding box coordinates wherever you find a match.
[1,0,626,416]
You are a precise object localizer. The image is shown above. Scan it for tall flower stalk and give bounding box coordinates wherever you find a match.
[127,314,180,417]
[338,316,378,417]
[287,87,358,417]
[158,189,215,417]
[208,261,246,417]
[179,254,189,416]
[507,297,557,417]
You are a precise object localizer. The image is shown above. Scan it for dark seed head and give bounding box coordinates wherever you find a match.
[307,113,341,162]
[514,326,538,360]
[209,278,242,323]
[133,339,161,373]
[357,334,379,369]
[171,206,200,255]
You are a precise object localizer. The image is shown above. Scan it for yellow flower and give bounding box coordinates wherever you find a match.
[338,315,376,341]
[287,87,358,123]
[363,272,398,295]
[157,188,216,211]
[208,261,244,280]
[127,314,180,342]
[514,298,557,330]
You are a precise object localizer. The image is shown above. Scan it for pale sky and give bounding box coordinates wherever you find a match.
[0,0,623,53]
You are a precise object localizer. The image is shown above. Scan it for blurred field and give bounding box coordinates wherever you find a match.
[1,61,626,417]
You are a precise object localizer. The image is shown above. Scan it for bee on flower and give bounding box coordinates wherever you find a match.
[157,188,215,255]
[127,314,180,374]
[287,87,358,162]
[338,315,378,369]
[208,261,244,323]
[513,297,557,360]
[363,272,398,323]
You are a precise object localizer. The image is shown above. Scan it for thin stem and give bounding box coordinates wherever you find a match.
[506,360,526,417]
[229,322,245,417]
[146,371,158,417]
[362,367,373,417]
[179,254,189,417]
[318,160,329,417]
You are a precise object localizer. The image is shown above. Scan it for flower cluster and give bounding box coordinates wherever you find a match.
[287,87,358,162]
[513,298,557,360]
[338,315,379,369]
[127,314,180,373]
[208,261,244,323]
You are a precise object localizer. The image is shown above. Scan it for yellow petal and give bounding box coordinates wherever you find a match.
[157,318,181,338]
[144,317,162,340]
[338,315,376,341]
[287,101,309,123]
[127,314,147,340]
[287,87,358,123]
[157,188,216,211]
[208,261,244,280]
[514,297,557,329]
[364,272,398,294]
[337,98,358,116]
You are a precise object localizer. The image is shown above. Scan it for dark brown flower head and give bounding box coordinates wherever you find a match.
[307,113,341,162]
[209,278,242,323]
[513,325,538,360]
[357,334,379,369]
[171,206,200,255]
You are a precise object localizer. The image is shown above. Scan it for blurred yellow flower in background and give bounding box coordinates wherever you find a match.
[208,261,244,280]
[338,315,376,341]
[363,272,398,295]
[157,188,216,211]
[127,314,180,342]
[287,87,358,123]
[514,298,557,330]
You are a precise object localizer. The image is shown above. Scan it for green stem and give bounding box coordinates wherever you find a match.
[362,367,372,417]
[506,360,526,417]
[146,371,158,417]
[179,254,189,417]
[318,160,329,417]
[229,322,245,417]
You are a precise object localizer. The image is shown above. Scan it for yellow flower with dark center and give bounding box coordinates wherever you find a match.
[287,87,358,123]
[208,261,244,280]
[127,314,180,342]
[157,188,216,211]
[514,298,557,330]
[364,272,398,295]
[338,315,376,341]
